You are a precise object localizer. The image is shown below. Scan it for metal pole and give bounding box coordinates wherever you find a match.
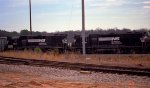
[29,0,32,35]
[82,0,86,55]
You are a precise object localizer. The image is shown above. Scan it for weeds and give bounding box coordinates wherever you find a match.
[0,51,150,68]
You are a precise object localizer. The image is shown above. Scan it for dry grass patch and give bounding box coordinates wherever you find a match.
[0,50,82,62]
[0,50,150,68]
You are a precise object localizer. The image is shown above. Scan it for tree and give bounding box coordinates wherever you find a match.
[11,31,19,36]
[33,31,42,36]
[20,29,30,36]
[0,30,10,37]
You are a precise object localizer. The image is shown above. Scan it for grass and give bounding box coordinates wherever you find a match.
[0,50,150,68]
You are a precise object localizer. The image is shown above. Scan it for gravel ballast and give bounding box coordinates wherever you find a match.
[0,64,150,87]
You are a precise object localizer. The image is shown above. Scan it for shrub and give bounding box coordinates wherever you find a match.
[51,49,59,56]
[34,47,42,53]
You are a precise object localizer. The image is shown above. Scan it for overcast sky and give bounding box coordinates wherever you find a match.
[0,0,150,32]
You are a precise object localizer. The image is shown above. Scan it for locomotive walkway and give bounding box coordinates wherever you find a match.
[0,56,150,77]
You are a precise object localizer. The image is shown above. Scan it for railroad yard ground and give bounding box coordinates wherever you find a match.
[0,64,150,88]
[0,50,150,69]
[0,51,150,88]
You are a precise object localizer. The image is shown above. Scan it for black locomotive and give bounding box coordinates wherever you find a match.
[72,32,150,54]
[0,34,67,52]
[0,32,150,54]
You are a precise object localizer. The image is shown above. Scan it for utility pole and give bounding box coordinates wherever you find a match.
[82,0,86,55]
[29,0,32,35]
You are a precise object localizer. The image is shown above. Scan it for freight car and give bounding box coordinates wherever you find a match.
[0,34,67,52]
[72,32,150,54]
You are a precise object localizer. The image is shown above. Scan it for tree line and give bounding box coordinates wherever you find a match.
[0,28,150,37]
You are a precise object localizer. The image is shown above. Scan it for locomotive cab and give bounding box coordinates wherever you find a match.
[0,37,13,51]
[141,31,150,53]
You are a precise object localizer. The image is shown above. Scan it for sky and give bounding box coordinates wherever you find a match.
[0,0,150,32]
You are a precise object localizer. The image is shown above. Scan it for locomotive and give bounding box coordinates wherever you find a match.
[0,34,67,52]
[0,32,150,54]
[72,32,150,54]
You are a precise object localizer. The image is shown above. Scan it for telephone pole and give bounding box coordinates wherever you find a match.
[82,0,86,55]
[29,0,32,35]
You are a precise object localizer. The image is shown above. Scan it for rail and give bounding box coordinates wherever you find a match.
[0,56,150,77]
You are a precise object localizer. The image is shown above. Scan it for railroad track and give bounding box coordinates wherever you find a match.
[0,56,150,77]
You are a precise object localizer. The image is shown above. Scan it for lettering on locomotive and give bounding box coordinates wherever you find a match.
[98,37,120,41]
[28,39,46,43]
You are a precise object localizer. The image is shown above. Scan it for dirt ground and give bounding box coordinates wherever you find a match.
[0,51,150,88]
[0,71,148,88]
